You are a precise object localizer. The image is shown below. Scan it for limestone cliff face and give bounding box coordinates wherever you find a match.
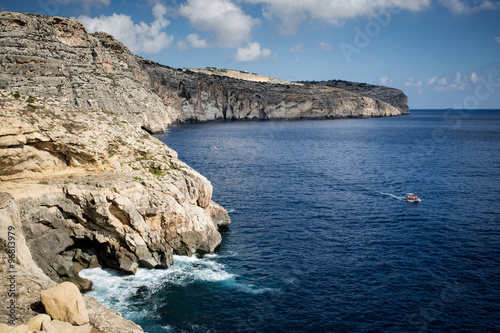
[0,11,175,133]
[0,90,230,288]
[299,80,410,115]
[0,193,145,332]
[144,65,403,123]
[0,11,407,135]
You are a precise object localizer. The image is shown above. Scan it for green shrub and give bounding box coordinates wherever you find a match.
[148,167,164,177]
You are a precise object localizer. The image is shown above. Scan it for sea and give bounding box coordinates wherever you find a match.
[80,110,500,332]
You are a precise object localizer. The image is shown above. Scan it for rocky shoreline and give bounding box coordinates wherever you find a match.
[0,89,230,331]
[0,10,409,332]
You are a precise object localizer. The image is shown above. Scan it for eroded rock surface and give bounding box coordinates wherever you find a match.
[0,90,229,289]
[0,11,407,134]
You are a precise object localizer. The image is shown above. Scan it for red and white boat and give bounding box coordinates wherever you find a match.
[405,193,421,203]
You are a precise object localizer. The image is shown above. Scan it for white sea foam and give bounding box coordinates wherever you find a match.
[79,254,274,319]
[378,192,405,200]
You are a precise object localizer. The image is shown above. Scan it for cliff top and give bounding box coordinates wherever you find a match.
[189,67,303,86]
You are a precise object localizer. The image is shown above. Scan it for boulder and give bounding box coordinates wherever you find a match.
[0,323,10,333]
[40,282,89,326]
[41,318,57,333]
[26,314,51,331]
[51,320,76,333]
[4,325,28,333]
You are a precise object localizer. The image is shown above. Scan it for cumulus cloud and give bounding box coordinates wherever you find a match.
[495,36,500,44]
[427,75,451,91]
[438,77,448,86]
[178,33,209,50]
[426,72,472,91]
[438,0,500,14]
[242,0,500,34]
[60,0,110,12]
[77,3,173,54]
[232,42,275,61]
[289,43,304,53]
[177,34,208,50]
[427,75,438,85]
[406,77,423,87]
[471,72,479,83]
[243,0,432,34]
[179,0,259,47]
[379,76,391,85]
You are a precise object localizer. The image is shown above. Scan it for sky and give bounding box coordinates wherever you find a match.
[2,0,500,109]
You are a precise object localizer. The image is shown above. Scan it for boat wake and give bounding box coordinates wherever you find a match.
[378,192,405,201]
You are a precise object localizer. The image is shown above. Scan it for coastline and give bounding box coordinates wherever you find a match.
[0,10,410,332]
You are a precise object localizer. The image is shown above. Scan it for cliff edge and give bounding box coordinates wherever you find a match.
[0,11,408,134]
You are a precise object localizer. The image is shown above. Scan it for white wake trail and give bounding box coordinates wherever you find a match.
[378,192,405,200]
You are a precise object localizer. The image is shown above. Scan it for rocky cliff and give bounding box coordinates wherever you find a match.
[0,11,408,134]
[143,63,404,124]
[298,80,410,115]
[0,88,230,327]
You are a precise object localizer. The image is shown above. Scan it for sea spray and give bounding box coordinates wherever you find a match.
[80,254,273,325]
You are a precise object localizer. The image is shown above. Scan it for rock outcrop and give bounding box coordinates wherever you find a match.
[0,194,144,332]
[298,80,410,115]
[0,90,230,290]
[0,11,408,134]
[143,64,403,124]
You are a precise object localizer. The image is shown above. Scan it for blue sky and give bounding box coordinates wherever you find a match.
[2,0,500,109]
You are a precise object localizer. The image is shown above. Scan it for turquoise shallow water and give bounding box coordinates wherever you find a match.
[82,110,500,332]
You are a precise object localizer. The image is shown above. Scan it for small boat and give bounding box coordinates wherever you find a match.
[405,193,421,203]
[211,146,217,150]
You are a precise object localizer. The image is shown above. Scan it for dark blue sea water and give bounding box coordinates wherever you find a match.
[81,110,500,332]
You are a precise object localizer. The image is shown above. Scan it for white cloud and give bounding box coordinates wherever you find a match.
[427,75,451,91]
[426,72,472,91]
[243,0,500,34]
[438,0,500,14]
[179,0,259,47]
[427,75,438,85]
[471,72,479,83]
[438,77,448,85]
[243,0,432,34]
[177,34,208,50]
[289,43,304,53]
[189,34,209,48]
[449,72,468,90]
[406,77,423,87]
[77,3,173,54]
[379,76,390,85]
[318,41,331,52]
[495,36,500,44]
[232,42,275,61]
[60,0,110,12]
